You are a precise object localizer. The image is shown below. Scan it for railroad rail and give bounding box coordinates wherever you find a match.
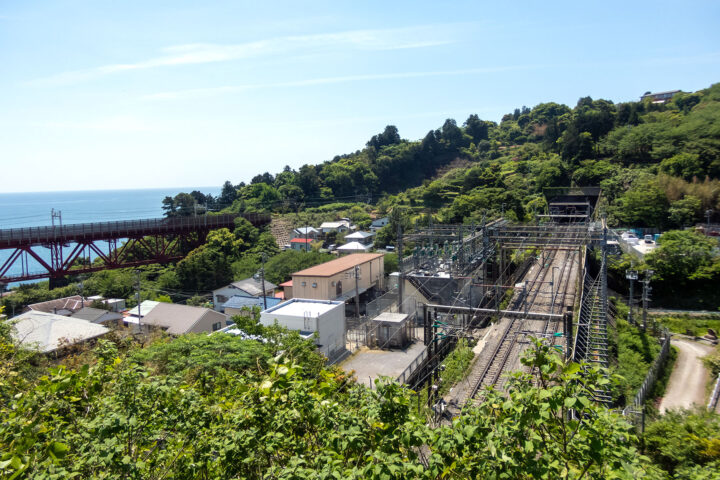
[459,224,583,404]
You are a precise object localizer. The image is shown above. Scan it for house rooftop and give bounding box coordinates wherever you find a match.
[263,298,343,317]
[141,302,226,335]
[219,277,277,295]
[294,226,319,233]
[71,307,116,322]
[345,231,375,239]
[337,241,373,252]
[127,300,161,317]
[223,295,283,310]
[7,311,109,353]
[290,238,313,243]
[292,253,384,277]
[27,295,86,315]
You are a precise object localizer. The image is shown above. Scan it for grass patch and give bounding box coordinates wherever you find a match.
[652,314,720,337]
[612,318,664,407]
[438,338,477,397]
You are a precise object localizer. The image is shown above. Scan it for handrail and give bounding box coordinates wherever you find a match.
[397,346,429,384]
[0,213,270,247]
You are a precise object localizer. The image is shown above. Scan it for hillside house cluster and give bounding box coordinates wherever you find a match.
[288,216,387,253]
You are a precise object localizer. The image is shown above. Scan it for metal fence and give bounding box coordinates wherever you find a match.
[709,373,720,412]
[396,346,428,384]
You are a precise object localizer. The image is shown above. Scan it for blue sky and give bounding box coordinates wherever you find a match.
[1,0,719,193]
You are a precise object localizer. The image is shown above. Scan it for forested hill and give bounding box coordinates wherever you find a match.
[165,83,720,229]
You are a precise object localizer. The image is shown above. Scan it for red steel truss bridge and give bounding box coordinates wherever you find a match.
[0,213,269,286]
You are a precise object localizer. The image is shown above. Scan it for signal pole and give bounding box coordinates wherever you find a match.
[626,269,638,325]
[641,270,654,332]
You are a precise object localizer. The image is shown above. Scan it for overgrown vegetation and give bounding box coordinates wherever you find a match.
[1,322,669,478]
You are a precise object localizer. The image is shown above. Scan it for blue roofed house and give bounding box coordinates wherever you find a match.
[223,295,283,317]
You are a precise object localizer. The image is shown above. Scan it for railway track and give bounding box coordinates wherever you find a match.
[462,224,582,403]
[465,248,562,400]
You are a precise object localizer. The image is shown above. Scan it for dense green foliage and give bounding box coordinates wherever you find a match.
[644,409,720,477]
[1,316,670,479]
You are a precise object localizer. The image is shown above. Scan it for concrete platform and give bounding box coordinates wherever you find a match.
[340,341,427,389]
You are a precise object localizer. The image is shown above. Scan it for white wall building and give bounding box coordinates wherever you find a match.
[260,298,346,361]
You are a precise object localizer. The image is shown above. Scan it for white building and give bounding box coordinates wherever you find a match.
[319,220,354,234]
[292,226,320,240]
[370,217,389,232]
[260,298,346,361]
[337,241,373,253]
[344,231,375,245]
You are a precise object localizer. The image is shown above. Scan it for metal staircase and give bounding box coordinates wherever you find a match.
[573,257,613,405]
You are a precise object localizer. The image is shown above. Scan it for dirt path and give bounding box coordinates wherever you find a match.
[659,339,714,413]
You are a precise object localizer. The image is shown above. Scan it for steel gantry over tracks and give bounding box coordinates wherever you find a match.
[0,213,269,285]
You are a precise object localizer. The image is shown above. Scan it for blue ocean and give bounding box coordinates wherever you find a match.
[0,187,220,285]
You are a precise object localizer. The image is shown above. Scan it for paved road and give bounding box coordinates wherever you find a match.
[659,339,714,413]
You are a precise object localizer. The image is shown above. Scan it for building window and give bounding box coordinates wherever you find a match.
[301,281,306,287]
[331,281,336,287]
[212,322,222,331]
[312,282,317,288]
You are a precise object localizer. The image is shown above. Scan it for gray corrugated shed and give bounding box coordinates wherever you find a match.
[8,311,109,353]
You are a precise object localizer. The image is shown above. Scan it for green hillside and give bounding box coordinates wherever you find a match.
[183,83,720,230]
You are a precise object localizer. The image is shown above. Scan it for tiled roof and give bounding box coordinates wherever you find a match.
[27,295,86,314]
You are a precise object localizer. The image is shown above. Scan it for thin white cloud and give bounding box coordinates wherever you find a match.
[144,66,537,101]
[37,116,160,132]
[28,25,458,86]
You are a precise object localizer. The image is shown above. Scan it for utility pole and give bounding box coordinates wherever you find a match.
[641,270,654,332]
[77,277,85,308]
[354,265,361,319]
[134,270,142,333]
[626,269,638,325]
[397,223,404,314]
[707,209,713,228]
[261,252,268,310]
